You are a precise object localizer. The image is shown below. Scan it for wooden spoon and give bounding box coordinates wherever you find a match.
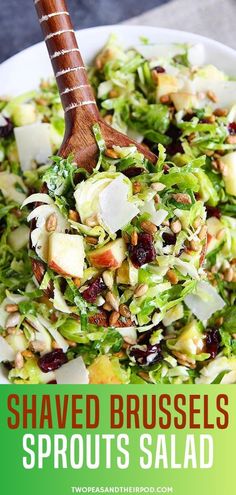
[32,0,157,288]
[34,0,157,171]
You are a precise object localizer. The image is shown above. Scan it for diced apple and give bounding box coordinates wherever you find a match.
[220,152,236,196]
[170,92,198,111]
[48,233,85,278]
[206,217,225,254]
[206,233,219,254]
[116,260,138,286]
[89,356,124,384]
[117,261,130,284]
[156,74,179,99]
[207,216,223,236]
[170,319,204,355]
[88,238,126,270]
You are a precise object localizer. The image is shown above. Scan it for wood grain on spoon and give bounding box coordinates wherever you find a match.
[32,0,157,288]
[34,0,157,171]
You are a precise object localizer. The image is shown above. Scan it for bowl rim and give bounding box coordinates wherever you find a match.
[1,24,236,70]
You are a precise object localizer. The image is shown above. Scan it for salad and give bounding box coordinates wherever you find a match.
[1,35,236,384]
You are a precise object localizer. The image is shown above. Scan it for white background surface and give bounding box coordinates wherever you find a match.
[126,0,236,50]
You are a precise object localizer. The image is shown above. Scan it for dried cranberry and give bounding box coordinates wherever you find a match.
[38,349,68,373]
[166,125,184,155]
[129,232,156,267]
[129,343,163,366]
[166,141,184,155]
[228,122,236,135]
[166,124,182,141]
[0,116,13,138]
[82,276,106,303]
[122,167,144,178]
[153,66,165,73]
[162,232,176,246]
[206,206,221,219]
[206,329,221,358]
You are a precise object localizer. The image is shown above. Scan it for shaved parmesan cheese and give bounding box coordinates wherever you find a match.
[221,370,236,384]
[136,44,184,61]
[140,200,168,226]
[193,79,236,108]
[0,336,15,363]
[196,356,233,384]
[99,175,139,233]
[14,123,52,171]
[227,104,236,123]
[163,304,184,327]
[74,176,111,223]
[37,315,68,353]
[55,356,89,384]
[174,258,199,279]
[52,283,72,314]
[187,44,205,66]
[184,281,225,322]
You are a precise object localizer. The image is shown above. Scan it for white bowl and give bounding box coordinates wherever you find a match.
[0,25,236,383]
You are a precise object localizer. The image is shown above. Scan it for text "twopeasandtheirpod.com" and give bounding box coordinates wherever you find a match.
[71,487,174,493]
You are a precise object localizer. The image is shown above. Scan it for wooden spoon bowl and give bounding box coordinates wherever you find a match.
[32,0,157,287]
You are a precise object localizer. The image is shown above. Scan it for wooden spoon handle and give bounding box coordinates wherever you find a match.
[34,0,97,116]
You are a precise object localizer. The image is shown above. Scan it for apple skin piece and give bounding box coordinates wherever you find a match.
[88,238,126,269]
[206,217,225,254]
[48,233,85,278]
[220,152,236,196]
